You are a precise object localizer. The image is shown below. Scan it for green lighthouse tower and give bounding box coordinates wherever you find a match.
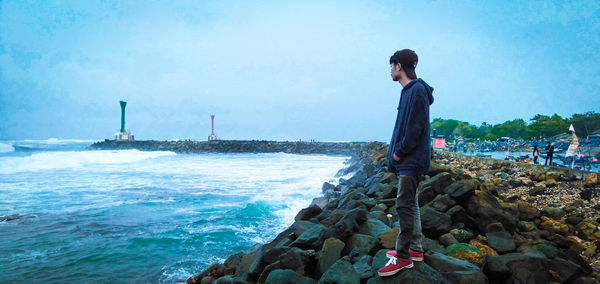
[115,101,134,141]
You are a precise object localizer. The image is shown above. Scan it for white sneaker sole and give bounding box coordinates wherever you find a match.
[386,252,424,262]
[377,262,414,277]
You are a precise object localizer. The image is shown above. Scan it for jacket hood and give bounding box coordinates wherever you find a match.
[404,78,434,105]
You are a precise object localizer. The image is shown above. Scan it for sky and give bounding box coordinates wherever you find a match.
[1,0,599,141]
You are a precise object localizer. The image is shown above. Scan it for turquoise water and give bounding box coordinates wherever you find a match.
[0,140,348,283]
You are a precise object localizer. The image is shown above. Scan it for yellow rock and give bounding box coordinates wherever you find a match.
[584,173,598,188]
[539,216,569,235]
[469,240,498,257]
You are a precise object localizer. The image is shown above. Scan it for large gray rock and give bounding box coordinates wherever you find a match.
[483,251,548,283]
[420,206,452,238]
[319,237,345,274]
[257,248,315,283]
[465,191,518,233]
[318,257,360,284]
[265,269,316,284]
[359,218,391,238]
[449,229,474,243]
[344,233,378,256]
[548,257,585,283]
[291,224,326,249]
[418,172,454,206]
[486,231,516,253]
[366,262,450,284]
[353,255,374,280]
[295,204,323,221]
[425,194,456,212]
[444,179,478,201]
[424,251,488,284]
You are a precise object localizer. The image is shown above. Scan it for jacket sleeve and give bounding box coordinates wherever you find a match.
[394,88,428,157]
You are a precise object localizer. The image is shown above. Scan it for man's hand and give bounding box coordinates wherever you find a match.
[393,153,401,162]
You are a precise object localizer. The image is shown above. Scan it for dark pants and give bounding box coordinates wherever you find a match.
[533,156,538,164]
[395,175,423,259]
[545,154,553,166]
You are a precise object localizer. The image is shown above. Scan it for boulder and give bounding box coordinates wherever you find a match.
[483,251,548,282]
[359,218,392,238]
[213,276,233,284]
[425,194,456,212]
[449,229,474,243]
[539,216,569,235]
[535,243,558,259]
[295,204,323,221]
[583,173,598,188]
[375,184,397,200]
[366,262,450,284]
[265,269,316,284]
[344,233,378,256]
[257,248,315,283]
[530,169,546,182]
[424,251,488,284]
[465,191,518,233]
[291,224,326,249]
[444,179,478,201]
[378,227,399,249]
[322,182,336,193]
[420,206,452,238]
[445,243,485,267]
[575,218,600,241]
[485,231,516,253]
[318,237,345,274]
[561,249,594,275]
[468,240,498,257]
[299,207,368,250]
[446,205,477,229]
[418,172,454,206]
[517,201,538,221]
[369,210,389,225]
[439,233,458,246]
[318,257,360,284]
[353,255,374,280]
[541,206,566,219]
[423,237,445,254]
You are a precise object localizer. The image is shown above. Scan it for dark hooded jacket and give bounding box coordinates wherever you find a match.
[386,78,434,175]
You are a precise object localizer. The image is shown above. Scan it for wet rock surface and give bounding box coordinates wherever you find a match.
[187,144,600,283]
[89,140,362,155]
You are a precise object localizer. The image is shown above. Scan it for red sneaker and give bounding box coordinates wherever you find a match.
[386,249,424,261]
[378,256,413,277]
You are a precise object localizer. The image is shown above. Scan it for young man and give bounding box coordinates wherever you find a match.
[378,49,434,277]
[544,142,554,166]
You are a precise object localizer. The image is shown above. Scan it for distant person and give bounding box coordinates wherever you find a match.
[544,142,554,166]
[382,49,434,276]
[533,145,539,164]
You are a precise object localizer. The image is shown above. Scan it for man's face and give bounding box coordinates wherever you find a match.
[390,63,402,81]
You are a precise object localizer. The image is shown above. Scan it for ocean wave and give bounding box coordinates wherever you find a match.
[0,149,177,174]
[0,142,14,153]
[21,138,97,144]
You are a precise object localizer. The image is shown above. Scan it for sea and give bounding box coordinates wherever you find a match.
[0,139,349,283]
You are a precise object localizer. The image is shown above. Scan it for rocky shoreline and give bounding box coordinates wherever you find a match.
[88,140,362,156]
[186,142,600,284]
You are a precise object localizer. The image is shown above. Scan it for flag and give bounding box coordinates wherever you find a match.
[565,132,579,157]
[569,124,575,132]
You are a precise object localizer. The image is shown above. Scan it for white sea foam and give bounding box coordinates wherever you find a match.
[0,142,14,153]
[21,138,97,144]
[0,149,176,174]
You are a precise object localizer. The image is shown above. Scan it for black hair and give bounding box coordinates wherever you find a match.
[389,51,402,65]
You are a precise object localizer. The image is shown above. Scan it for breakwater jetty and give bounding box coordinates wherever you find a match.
[88,140,363,156]
[186,143,599,283]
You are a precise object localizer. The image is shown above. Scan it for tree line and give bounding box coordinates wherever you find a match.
[431,112,600,140]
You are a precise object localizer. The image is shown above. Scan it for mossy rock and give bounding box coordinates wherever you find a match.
[445,243,484,267]
[535,243,558,259]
